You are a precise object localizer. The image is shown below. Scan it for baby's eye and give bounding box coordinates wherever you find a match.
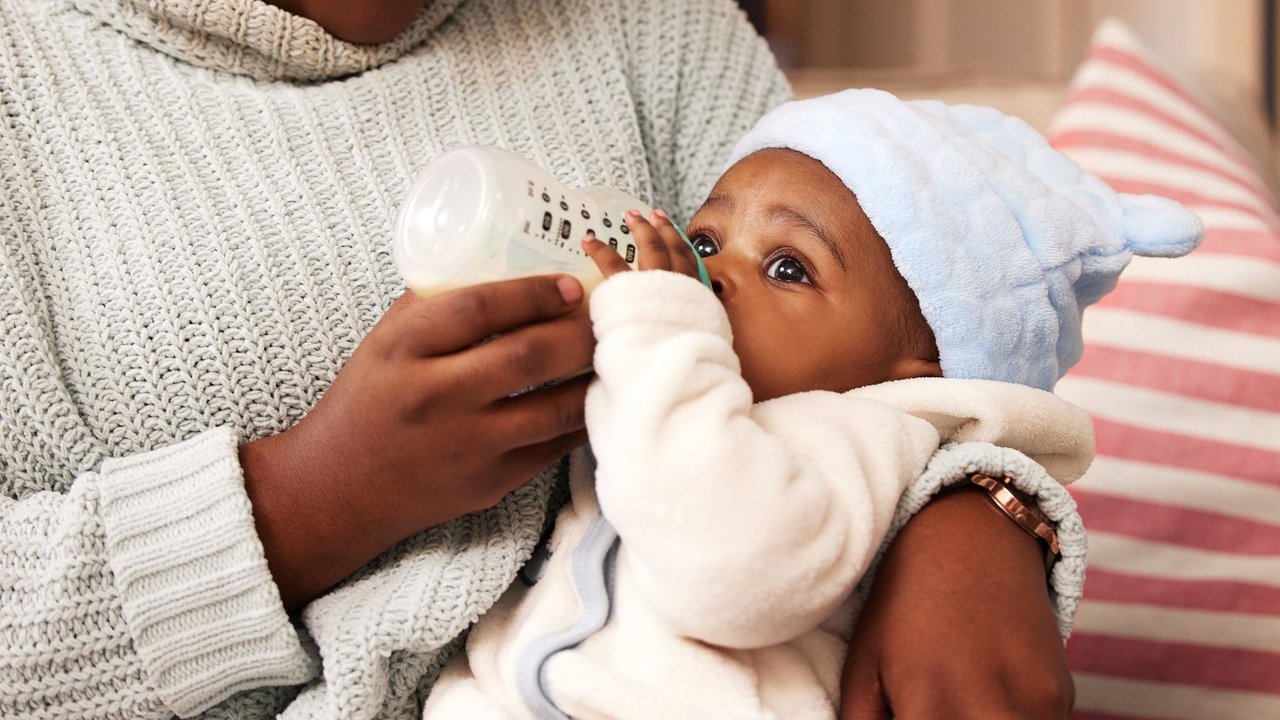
[690,234,719,258]
[765,256,812,284]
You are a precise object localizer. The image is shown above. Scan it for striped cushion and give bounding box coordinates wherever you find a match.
[1048,19,1280,720]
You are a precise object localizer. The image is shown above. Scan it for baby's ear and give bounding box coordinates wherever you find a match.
[891,355,943,381]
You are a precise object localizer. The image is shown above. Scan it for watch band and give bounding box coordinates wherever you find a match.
[968,473,1060,568]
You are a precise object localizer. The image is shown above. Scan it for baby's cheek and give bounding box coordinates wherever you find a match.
[734,332,810,403]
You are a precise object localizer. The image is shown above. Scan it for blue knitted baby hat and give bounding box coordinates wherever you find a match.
[727,88,1203,390]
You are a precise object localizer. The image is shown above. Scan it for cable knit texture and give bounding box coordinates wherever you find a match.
[0,0,789,717]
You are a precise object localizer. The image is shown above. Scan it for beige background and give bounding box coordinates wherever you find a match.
[768,0,1276,175]
[769,0,1266,112]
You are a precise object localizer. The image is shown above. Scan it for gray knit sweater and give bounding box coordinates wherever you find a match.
[0,0,790,717]
[0,1,1086,718]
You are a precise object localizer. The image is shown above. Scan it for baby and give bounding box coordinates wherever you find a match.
[422,89,1201,719]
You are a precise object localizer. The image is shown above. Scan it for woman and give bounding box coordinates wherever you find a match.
[0,0,1073,717]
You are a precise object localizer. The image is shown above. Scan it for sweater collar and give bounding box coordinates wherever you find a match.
[72,0,463,81]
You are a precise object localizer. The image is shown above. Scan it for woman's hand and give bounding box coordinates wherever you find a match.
[241,275,594,610]
[840,487,1074,719]
[582,209,702,280]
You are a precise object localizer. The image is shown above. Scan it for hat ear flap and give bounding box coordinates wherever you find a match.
[1119,193,1204,258]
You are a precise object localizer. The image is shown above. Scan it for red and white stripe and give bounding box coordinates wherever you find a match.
[1047,19,1280,720]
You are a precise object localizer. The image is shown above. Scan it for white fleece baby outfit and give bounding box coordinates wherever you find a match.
[423,270,1095,720]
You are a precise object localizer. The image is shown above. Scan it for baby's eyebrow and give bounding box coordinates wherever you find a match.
[696,193,848,272]
[768,204,847,271]
[696,192,734,214]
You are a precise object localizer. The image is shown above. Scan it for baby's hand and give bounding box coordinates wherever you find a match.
[582,209,702,280]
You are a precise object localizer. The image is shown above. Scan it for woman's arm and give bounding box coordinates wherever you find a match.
[0,275,593,719]
[840,480,1075,719]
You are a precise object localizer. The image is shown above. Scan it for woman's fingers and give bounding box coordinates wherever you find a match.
[395,274,585,357]
[432,310,596,400]
[501,427,591,488]
[492,373,593,448]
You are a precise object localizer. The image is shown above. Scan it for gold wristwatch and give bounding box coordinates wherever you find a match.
[968,473,1060,570]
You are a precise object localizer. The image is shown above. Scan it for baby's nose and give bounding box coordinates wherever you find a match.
[707,270,733,301]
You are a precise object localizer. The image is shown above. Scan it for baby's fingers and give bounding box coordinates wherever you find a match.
[582,233,631,277]
[649,209,699,279]
[627,209,699,279]
[625,210,673,272]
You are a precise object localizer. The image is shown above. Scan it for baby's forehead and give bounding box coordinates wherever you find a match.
[702,152,870,242]
[702,150,856,217]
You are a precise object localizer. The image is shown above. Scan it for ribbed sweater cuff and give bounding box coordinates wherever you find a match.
[98,427,315,717]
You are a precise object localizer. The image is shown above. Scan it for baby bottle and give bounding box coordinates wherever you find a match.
[394,145,649,296]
